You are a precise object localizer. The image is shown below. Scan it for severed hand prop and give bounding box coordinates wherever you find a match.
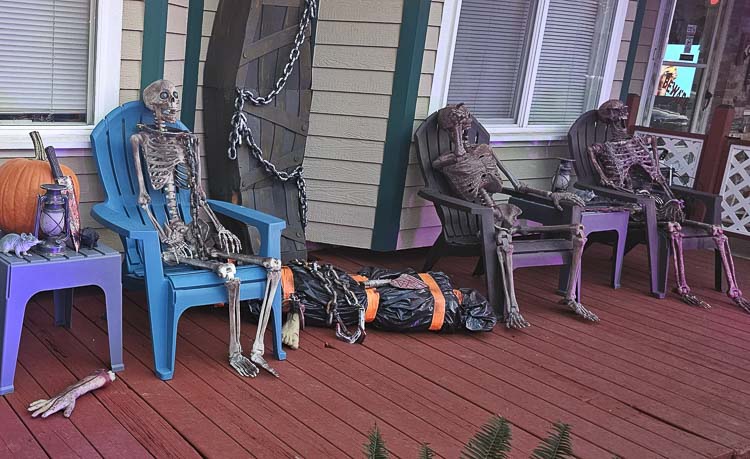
[28,369,115,419]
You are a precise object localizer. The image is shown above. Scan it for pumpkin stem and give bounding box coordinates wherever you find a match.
[29,131,47,161]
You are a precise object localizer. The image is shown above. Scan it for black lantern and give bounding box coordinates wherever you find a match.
[34,183,70,256]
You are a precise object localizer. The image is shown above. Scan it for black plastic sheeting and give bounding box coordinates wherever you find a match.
[249,265,496,333]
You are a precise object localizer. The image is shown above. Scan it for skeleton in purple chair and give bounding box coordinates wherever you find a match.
[587,99,750,312]
[130,79,282,377]
[433,104,597,328]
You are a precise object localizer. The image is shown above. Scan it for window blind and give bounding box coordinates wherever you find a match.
[446,0,533,122]
[528,0,616,125]
[0,0,92,121]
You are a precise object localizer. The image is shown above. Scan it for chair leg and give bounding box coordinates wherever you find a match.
[54,288,74,328]
[714,249,723,292]
[270,288,286,361]
[0,290,32,395]
[645,207,667,299]
[472,256,485,277]
[423,235,445,271]
[100,280,124,373]
[612,226,627,289]
[145,282,178,380]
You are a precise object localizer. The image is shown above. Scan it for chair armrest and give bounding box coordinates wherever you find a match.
[574,182,647,204]
[417,189,493,216]
[91,204,159,240]
[91,203,165,280]
[208,199,286,258]
[671,186,722,225]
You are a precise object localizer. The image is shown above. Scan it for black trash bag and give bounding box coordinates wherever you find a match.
[248,264,496,333]
[357,267,496,332]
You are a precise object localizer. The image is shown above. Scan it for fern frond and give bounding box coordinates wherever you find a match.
[418,443,436,459]
[364,424,389,459]
[530,422,573,459]
[460,415,512,459]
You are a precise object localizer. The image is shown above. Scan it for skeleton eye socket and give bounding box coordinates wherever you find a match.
[160,91,169,99]
[173,91,179,99]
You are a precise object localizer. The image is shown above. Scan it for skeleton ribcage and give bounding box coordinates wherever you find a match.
[142,137,190,191]
[596,137,662,191]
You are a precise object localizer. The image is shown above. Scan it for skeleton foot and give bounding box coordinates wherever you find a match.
[729,291,750,313]
[250,351,279,378]
[561,299,600,322]
[281,312,301,349]
[676,290,711,309]
[505,309,530,329]
[229,352,259,378]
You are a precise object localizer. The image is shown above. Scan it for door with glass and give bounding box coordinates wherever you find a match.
[641,0,724,133]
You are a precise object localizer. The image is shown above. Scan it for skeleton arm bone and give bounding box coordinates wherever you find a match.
[187,136,242,253]
[494,156,584,209]
[130,133,169,241]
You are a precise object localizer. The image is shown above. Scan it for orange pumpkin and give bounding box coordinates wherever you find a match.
[0,149,80,234]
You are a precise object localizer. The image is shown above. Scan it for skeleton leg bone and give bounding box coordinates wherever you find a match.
[250,268,282,377]
[496,228,530,329]
[709,225,750,312]
[162,252,260,376]
[558,225,599,322]
[665,222,711,309]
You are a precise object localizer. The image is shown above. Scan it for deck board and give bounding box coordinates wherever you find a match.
[1,245,749,458]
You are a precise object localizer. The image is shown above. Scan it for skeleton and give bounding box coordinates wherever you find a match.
[434,104,598,328]
[588,99,750,312]
[131,80,282,377]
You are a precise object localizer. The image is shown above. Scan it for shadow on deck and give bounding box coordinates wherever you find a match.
[2,244,750,458]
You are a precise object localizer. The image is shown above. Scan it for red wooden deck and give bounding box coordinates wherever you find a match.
[2,244,750,458]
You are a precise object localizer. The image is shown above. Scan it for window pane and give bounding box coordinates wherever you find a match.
[0,0,91,123]
[446,0,534,123]
[528,0,617,126]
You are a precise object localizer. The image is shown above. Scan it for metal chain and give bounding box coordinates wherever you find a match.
[227,0,317,229]
[289,259,366,344]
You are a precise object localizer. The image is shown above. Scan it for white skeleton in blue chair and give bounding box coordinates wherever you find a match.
[130,79,281,377]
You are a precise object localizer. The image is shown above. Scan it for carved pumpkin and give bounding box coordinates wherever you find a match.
[0,148,80,234]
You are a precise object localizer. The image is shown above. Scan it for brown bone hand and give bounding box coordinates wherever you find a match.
[28,370,115,418]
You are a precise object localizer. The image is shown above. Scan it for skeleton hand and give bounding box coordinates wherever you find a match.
[216,225,242,253]
[550,191,585,211]
[138,192,151,207]
[28,370,115,418]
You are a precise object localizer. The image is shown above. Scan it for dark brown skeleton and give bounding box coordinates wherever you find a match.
[434,104,598,328]
[588,99,750,311]
[131,80,282,378]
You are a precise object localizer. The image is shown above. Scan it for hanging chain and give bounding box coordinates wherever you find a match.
[228,0,317,229]
[289,259,366,344]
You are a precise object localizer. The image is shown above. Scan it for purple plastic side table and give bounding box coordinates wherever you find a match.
[558,208,630,295]
[0,244,124,395]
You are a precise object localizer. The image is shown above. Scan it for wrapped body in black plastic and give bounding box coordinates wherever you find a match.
[249,264,496,333]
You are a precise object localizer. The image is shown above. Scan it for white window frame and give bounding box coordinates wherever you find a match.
[429,0,629,142]
[0,0,123,153]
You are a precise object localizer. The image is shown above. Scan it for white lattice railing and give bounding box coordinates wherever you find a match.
[634,129,705,188]
[720,143,750,237]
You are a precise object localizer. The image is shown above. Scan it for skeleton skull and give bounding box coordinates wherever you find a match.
[597,99,629,125]
[143,79,180,124]
[438,103,473,157]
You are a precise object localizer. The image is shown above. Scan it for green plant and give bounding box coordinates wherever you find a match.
[418,443,435,459]
[363,416,573,459]
[531,422,574,459]
[461,415,512,459]
[364,424,389,459]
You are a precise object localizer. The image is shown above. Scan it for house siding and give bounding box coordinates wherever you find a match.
[301,0,407,249]
[611,0,660,99]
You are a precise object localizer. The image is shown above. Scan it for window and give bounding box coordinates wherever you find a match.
[0,0,94,123]
[431,0,628,140]
[0,0,121,149]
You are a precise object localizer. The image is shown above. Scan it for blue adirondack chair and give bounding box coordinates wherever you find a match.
[90,101,287,380]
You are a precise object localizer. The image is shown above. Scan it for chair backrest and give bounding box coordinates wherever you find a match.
[90,101,191,275]
[414,111,490,242]
[567,109,616,185]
